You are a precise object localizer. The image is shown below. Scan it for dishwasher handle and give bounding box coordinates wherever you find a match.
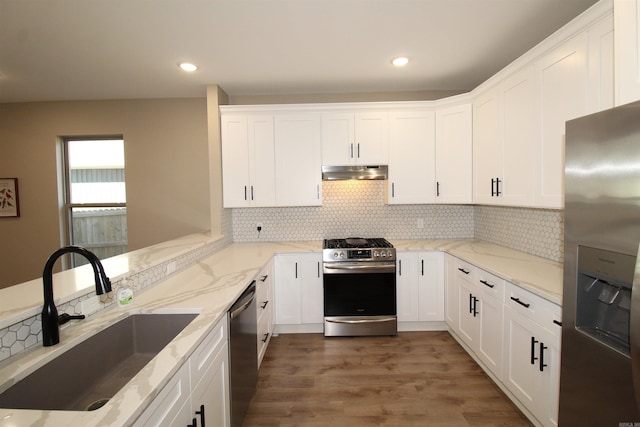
[230,281,256,320]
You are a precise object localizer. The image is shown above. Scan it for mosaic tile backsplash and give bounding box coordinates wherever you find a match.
[232,180,564,262]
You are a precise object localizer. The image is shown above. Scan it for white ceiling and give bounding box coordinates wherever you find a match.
[0,0,599,103]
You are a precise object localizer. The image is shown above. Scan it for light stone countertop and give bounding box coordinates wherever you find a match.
[0,237,562,426]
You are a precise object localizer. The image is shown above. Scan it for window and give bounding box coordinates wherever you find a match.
[62,137,127,267]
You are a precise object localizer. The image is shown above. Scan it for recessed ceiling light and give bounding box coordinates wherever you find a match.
[391,57,410,67]
[178,62,198,72]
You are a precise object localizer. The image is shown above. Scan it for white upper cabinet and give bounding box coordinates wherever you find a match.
[274,113,322,206]
[321,112,389,165]
[534,33,588,209]
[473,87,501,205]
[221,114,275,208]
[387,110,436,204]
[435,103,472,204]
[615,0,640,106]
[588,12,614,112]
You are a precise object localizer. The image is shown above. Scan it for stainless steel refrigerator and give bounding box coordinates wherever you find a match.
[560,100,640,425]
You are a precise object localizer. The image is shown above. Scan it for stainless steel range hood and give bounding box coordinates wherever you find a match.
[321,165,388,181]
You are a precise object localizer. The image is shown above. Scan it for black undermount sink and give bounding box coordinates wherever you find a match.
[0,313,198,411]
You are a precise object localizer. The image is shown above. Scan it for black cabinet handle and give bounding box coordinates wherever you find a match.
[531,337,539,365]
[553,320,562,327]
[295,262,298,279]
[496,178,501,196]
[539,343,548,372]
[251,185,254,200]
[458,267,470,275]
[187,417,198,427]
[262,332,270,343]
[392,182,395,197]
[469,293,473,314]
[472,296,479,317]
[196,404,205,427]
[357,143,360,158]
[421,259,424,276]
[479,279,494,288]
[244,185,248,201]
[510,296,530,308]
[261,300,269,309]
[350,143,354,158]
[317,262,320,278]
[399,259,402,276]
[491,178,495,197]
[260,274,268,282]
[436,181,440,197]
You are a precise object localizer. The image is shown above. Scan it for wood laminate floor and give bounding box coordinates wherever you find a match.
[242,331,533,427]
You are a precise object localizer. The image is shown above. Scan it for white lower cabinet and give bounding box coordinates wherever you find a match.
[134,318,230,427]
[274,253,323,327]
[396,251,445,323]
[256,261,274,367]
[503,283,562,427]
[445,255,561,427]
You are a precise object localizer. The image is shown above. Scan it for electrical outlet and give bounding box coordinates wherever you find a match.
[166,261,176,276]
[80,295,101,316]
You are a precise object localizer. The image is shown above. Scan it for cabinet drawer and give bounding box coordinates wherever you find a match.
[256,276,272,324]
[190,317,227,382]
[257,312,272,366]
[504,282,561,333]
[476,269,504,301]
[455,259,475,284]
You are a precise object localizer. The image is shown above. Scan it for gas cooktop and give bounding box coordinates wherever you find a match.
[323,238,393,250]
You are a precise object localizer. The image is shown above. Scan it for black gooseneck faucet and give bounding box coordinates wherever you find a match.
[41,246,112,346]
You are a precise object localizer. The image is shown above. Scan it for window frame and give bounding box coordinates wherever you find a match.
[61,135,127,258]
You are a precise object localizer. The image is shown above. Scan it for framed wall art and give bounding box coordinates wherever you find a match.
[0,178,20,218]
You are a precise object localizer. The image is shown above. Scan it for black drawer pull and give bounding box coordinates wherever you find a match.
[260,274,268,282]
[458,267,470,275]
[261,300,269,309]
[539,343,548,372]
[553,320,562,327]
[262,332,270,343]
[479,279,494,288]
[531,337,539,365]
[510,296,530,308]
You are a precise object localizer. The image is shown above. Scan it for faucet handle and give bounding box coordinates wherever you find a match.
[58,313,86,325]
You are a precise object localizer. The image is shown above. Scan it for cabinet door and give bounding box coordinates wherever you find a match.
[190,341,231,427]
[299,254,323,324]
[396,252,420,322]
[535,33,588,208]
[473,88,501,205]
[435,104,472,204]
[275,253,323,325]
[387,110,435,204]
[476,271,504,380]
[355,112,389,164]
[274,114,322,206]
[248,116,276,207]
[221,115,251,208]
[133,363,191,427]
[458,278,480,348]
[418,252,445,321]
[274,255,302,325]
[500,66,535,207]
[614,0,640,106]
[444,255,459,332]
[587,12,614,113]
[321,113,354,165]
[503,306,542,420]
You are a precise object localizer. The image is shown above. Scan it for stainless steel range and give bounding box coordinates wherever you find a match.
[322,238,397,337]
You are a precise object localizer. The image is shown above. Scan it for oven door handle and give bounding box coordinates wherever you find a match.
[325,317,397,324]
[323,263,396,274]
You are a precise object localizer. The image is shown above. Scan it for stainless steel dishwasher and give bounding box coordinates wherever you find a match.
[228,280,258,427]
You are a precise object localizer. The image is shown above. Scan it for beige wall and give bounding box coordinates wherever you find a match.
[0,99,211,288]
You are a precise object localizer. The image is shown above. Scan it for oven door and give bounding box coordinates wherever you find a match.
[323,262,397,336]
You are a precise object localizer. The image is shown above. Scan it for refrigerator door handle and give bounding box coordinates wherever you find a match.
[630,244,640,411]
